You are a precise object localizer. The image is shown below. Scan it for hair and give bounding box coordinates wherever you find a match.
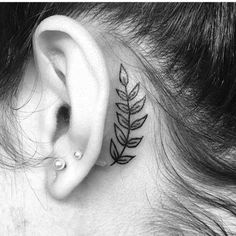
[0,2,236,235]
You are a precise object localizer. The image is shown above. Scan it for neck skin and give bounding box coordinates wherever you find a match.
[0,24,162,236]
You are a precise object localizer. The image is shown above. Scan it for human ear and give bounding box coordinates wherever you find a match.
[33,15,109,200]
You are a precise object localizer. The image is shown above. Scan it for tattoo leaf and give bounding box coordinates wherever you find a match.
[116,89,127,101]
[116,103,129,113]
[110,139,119,161]
[130,114,148,130]
[119,64,129,86]
[127,137,143,148]
[116,155,135,164]
[130,96,146,114]
[114,124,126,146]
[128,83,140,101]
[110,64,148,166]
[117,112,129,129]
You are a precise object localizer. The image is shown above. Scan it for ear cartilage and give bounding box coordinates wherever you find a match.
[53,158,66,171]
[74,151,83,160]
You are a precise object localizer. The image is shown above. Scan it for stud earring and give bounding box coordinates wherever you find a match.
[74,151,83,160]
[53,158,66,171]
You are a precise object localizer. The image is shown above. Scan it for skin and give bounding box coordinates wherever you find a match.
[0,18,162,236]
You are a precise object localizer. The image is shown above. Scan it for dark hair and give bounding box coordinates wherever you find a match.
[0,2,236,235]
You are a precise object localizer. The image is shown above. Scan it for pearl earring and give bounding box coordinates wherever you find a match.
[74,151,83,160]
[53,158,66,171]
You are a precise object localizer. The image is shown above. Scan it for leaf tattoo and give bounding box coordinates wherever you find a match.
[110,64,148,166]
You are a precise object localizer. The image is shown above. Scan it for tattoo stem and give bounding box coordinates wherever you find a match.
[110,84,131,166]
[119,84,130,156]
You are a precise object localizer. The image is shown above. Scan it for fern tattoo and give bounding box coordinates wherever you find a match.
[110,64,148,166]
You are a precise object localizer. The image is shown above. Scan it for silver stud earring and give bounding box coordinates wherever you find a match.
[74,151,83,160]
[53,158,66,171]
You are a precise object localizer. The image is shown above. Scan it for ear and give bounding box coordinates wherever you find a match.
[33,15,109,200]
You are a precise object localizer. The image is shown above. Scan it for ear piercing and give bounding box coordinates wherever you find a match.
[53,150,83,171]
[74,151,83,160]
[53,158,66,171]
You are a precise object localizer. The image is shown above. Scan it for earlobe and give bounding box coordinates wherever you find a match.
[33,15,109,200]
